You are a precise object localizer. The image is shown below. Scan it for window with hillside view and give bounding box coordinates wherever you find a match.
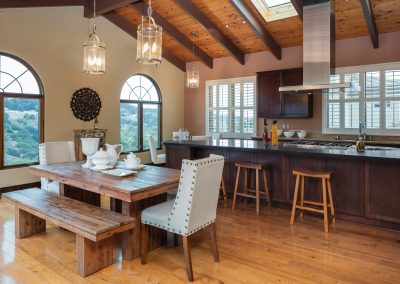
[0,53,44,168]
[120,74,161,152]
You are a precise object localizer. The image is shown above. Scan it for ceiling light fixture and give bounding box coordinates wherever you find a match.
[186,32,199,88]
[83,0,106,74]
[136,0,163,65]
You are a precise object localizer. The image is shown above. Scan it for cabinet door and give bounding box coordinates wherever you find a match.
[281,69,313,118]
[365,160,400,223]
[257,71,281,118]
[258,152,286,202]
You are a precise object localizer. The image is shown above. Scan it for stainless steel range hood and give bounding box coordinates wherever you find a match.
[279,0,350,92]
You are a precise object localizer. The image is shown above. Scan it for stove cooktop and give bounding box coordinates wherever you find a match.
[283,140,353,150]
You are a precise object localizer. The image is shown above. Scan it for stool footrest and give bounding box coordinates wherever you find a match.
[295,205,324,214]
[236,193,256,199]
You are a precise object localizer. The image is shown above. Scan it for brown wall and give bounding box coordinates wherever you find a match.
[0,7,184,187]
[184,32,400,137]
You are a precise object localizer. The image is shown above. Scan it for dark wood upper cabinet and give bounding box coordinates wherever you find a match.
[257,68,313,118]
[257,70,281,118]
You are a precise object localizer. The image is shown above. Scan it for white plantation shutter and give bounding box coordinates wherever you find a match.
[323,62,400,135]
[206,76,256,138]
[385,70,400,129]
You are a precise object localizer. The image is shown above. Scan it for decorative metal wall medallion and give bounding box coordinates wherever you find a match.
[71,88,102,121]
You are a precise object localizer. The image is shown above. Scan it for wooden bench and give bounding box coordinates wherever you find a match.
[2,188,135,277]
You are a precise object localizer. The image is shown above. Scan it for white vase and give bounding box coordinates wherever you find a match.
[81,138,100,168]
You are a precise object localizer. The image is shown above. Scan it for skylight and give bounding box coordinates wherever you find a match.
[251,0,297,22]
[264,0,291,8]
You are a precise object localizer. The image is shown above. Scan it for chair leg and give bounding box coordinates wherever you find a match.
[322,178,329,233]
[221,178,227,202]
[327,179,336,224]
[141,223,149,264]
[232,167,241,210]
[290,175,300,225]
[256,169,260,216]
[300,176,305,218]
[182,236,194,282]
[209,223,219,262]
[263,169,270,205]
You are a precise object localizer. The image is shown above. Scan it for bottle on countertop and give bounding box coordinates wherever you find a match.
[262,119,269,145]
[356,122,366,152]
[271,120,278,146]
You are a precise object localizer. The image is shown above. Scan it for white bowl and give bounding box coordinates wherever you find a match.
[284,131,295,138]
[297,131,307,139]
[277,130,283,137]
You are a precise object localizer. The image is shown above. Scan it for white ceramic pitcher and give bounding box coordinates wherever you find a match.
[105,144,123,167]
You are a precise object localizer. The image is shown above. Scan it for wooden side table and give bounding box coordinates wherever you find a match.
[74,129,107,161]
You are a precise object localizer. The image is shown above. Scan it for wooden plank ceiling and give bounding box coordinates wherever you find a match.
[1,0,400,71]
[110,0,400,70]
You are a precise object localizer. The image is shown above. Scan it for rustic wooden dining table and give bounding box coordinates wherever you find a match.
[29,161,180,260]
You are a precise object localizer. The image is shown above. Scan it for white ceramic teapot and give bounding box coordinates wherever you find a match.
[124,152,141,169]
[105,144,123,167]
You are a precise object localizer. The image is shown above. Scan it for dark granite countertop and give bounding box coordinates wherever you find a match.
[163,139,400,161]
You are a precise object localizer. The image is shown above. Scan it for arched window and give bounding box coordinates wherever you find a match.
[0,53,44,168]
[120,74,162,152]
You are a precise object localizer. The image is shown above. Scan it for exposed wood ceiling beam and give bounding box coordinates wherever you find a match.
[174,0,245,65]
[359,0,379,48]
[103,11,186,72]
[131,1,213,69]
[0,0,84,8]
[230,0,281,60]
[84,0,140,18]
[290,0,303,20]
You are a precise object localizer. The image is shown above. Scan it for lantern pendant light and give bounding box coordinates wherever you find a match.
[83,0,106,74]
[136,0,163,65]
[186,32,199,88]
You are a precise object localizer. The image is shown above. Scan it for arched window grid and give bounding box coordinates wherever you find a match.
[0,52,44,169]
[120,74,162,153]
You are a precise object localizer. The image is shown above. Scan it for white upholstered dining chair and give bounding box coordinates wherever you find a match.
[140,155,225,281]
[148,134,166,165]
[39,141,76,194]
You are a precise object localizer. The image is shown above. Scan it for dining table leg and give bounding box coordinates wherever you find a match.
[120,194,168,260]
[121,201,140,260]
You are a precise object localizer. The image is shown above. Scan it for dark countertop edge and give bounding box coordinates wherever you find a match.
[163,140,400,161]
[250,136,400,147]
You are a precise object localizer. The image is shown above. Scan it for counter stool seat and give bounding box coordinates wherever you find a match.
[290,169,336,233]
[232,162,271,216]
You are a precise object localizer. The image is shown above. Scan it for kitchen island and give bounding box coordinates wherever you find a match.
[164,139,400,230]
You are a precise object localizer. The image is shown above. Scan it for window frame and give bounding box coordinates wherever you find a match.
[119,73,162,153]
[0,52,44,170]
[205,76,257,138]
[322,62,400,136]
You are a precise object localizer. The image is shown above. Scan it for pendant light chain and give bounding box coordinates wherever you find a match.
[192,32,195,71]
[93,0,96,34]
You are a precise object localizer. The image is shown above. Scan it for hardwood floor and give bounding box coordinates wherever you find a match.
[1,199,400,283]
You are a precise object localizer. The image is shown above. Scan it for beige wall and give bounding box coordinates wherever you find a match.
[0,7,184,187]
[184,31,400,136]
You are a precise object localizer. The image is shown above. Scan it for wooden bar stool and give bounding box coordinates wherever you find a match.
[232,163,270,216]
[220,178,227,202]
[290,169,336,233]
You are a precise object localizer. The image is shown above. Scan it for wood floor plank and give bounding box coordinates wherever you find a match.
[1,199,400,283]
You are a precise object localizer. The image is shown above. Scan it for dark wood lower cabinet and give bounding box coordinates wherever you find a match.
[326,158,365,216]
[165,143,400,229]
[365,160,400,223]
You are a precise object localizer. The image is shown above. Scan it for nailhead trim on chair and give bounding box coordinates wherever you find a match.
[142,156,224,236]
